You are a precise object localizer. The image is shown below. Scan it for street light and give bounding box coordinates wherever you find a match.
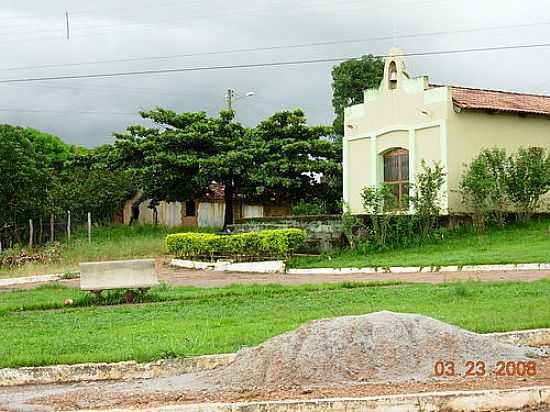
[226,89,255,111]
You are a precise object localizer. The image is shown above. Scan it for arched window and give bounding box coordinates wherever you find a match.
[383,148,409,206]
[388,61,398,90]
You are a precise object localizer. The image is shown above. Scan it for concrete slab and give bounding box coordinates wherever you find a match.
[80,259,159,291]
[0,274,61,287]
[389,266,421,273]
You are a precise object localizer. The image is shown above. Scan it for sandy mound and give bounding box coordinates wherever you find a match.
[205,311,532,390]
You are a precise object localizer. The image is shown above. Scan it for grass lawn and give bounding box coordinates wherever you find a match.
[0,225,218,279]
[290,219,550,269]
[1,280,550,368]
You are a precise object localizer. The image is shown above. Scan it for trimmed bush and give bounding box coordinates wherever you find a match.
[165,229,306,260]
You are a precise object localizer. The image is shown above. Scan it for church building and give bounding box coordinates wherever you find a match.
[343,48,550,214]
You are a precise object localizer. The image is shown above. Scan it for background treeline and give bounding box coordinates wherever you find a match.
[0,124,134,246]
[0,109,343,246]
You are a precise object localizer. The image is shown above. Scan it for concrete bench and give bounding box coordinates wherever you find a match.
[80,259,159,300]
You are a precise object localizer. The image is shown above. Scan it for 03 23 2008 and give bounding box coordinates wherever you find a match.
[433,360,537,377]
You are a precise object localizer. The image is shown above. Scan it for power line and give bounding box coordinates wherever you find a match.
[3,20,550,73]
[1,42,550,85]
[0,0,497,44]
[0,0,435,37]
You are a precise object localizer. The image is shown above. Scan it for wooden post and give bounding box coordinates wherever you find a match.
[87,212,92,244]
[28,219,33,248]
[50,214,54,242]
[67,210,71,243]
[0,240,3,253]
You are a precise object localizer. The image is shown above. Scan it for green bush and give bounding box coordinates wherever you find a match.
[461,146,550,226]
[461,148,508,230]
[165,229,306,260]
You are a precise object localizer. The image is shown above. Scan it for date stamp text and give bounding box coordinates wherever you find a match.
[433,360,538,377]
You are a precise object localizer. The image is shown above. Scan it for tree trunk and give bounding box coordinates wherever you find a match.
[223,183,234,230]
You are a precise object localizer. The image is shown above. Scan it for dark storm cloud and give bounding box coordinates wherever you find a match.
[0,0,548,146]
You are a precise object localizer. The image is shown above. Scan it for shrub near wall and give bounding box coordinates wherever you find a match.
[165,229,306,260]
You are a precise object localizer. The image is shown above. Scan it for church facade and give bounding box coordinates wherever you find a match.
[343,49,550,214]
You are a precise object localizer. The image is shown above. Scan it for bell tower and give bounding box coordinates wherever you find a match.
[383,48,408,91]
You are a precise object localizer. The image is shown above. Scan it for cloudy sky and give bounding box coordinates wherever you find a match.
[0,0,549,147]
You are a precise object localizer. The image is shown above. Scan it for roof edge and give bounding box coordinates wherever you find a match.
[430,83,550,100]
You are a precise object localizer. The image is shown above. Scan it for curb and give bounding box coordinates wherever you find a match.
[0,354,235,387]
[171,259,285,273]
[0,274,62,287]
[287,262,550,275]
[72,386,550,412]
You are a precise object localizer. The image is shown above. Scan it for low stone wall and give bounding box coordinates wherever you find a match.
[0,354,235,387]
[229,215,343,252]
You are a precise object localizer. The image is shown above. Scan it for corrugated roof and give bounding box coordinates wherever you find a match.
[449,86,550,116]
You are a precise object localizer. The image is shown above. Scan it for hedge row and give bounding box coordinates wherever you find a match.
[165,229,306,259]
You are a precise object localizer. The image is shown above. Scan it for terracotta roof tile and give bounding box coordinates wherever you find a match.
[449,86,550,116]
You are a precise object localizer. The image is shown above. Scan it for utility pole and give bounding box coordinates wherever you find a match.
[66,10,70,40]
[226,89,234,111]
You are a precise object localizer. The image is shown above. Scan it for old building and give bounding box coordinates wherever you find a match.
[122,183,290,228]
[343,48,550,214]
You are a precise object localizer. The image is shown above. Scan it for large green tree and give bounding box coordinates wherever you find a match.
[331,55,385,136]
[115,108,341,227]
[115,109,252,228]
[0,125,52,241]
[250,110,341,212]
[52,145,135,224]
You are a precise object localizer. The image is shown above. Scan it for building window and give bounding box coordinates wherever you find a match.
[383,148,409,207]
[185,200,196,217]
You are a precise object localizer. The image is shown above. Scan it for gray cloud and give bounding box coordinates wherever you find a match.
[0,0,548,146]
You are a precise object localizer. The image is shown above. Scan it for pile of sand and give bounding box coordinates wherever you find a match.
[205,311,532,390]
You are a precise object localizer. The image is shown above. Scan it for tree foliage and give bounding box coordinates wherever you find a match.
[52,145,135,223]
[461,146,550,226]
[0,125,52,238]
[250,110,341,209]
[460,148,507,230]
[0,125,135,245]
[505,147,550,222]
[115,108,341,227]
[361,184,397,249]
[410,161,446,238]
[331,55,385,135]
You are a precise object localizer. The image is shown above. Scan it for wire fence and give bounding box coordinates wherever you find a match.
[0,211,93,252]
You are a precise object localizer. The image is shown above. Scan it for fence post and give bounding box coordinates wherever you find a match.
[50,214,54,242]
[67,210,71,243]
[87,212,92,244]
[28,219,33,248]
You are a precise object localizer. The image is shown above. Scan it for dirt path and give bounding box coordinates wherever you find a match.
[1,265,550,292]
[157,266,550,288]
